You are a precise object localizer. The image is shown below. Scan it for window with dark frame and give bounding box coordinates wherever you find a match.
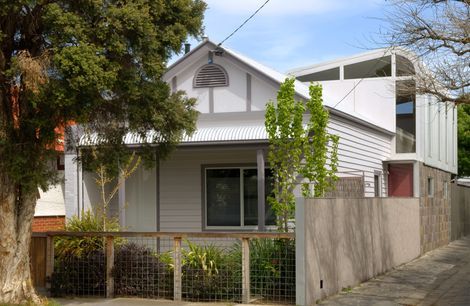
[443,180,448,199]
[374,174,380,197]
[297,67,340,82]
[344,56,392,79]
[427,177,434,197]
[205,167,276,228]
[57,154,65,171]
[396,80,416,153]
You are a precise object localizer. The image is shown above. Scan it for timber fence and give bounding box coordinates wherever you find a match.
[33,231,295,304]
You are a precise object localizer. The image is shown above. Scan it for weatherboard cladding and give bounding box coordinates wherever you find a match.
[157,118,391,232]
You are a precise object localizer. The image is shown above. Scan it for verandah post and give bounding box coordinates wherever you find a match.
[173,237,182,301]
[106,236,115,298]
[242,237,250,304]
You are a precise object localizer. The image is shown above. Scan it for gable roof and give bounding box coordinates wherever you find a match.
[165,39,394,135]
[166,39,309,98]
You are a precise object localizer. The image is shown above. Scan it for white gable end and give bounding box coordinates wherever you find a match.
[165,42,278,115]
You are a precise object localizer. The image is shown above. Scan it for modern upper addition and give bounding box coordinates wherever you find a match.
[289,49,457,197]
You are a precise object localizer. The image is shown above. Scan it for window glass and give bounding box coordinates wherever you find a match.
[396,80,416,153]
[427,177,434,197]
[396,55,415,76]
[243,169,276,226]
[206,169,240,226]
[374,174,380,197]
[297,67,340,82]
[344,56,391,79]
[444,181,448,199]
[206,168,275,228]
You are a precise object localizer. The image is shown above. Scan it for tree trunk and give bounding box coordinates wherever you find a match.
[0,174,40,304]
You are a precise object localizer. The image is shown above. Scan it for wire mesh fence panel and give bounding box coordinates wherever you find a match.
[50,236,106,297]
[113,237,173,299]
[249,238,296,304]
[45,232,295,303]
[181,237,242,302]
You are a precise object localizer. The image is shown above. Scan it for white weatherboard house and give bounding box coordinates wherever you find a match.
[63,39,457,232]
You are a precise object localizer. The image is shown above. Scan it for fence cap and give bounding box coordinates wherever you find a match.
[38,231,295,239]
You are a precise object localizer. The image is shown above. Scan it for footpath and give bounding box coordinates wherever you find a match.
[318,236,470,306]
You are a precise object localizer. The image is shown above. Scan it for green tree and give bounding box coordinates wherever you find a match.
[265,78,339,232]
[458,104,470,176]
[0,0,205,303]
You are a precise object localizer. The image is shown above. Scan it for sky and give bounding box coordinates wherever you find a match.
[170,0,393,73]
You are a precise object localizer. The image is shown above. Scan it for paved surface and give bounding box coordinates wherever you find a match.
[318,236,470,306]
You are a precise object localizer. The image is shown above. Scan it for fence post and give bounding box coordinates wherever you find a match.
[106,236,115,298]
[242,237,250,304]
[295,197,306,306]
[45,235,54,289]
[173,237,182,301]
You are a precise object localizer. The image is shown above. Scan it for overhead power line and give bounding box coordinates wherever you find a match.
[217,0,271,47]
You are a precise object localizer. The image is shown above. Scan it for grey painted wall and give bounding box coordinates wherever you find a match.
[296,197,421,305]
[450,184,470,240]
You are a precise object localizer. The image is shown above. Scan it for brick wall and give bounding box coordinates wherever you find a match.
[32,216,65,232]
[419,163,451,254]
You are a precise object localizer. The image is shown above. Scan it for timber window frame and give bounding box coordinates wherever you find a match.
[202,166,275,230]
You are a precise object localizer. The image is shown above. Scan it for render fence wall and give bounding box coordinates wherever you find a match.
[296,197,421,305]
[450,183,470,240]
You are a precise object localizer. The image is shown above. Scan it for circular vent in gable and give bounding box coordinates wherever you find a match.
[193,64,229,88]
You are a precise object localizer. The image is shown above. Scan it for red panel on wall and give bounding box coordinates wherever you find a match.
[388,163,413,197]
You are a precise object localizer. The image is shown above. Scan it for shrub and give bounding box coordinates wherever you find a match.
[181,240,241,301]
[113,243,173,298]
[249,238,295,300]
[54,210,122,258]
[51,210,122,297]
[50,249,106,297]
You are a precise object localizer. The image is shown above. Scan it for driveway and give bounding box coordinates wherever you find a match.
[318,236,470,306]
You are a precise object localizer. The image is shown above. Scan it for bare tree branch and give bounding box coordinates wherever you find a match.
[382,0,469,104]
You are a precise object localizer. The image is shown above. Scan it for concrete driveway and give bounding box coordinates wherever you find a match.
[318,236,470,305]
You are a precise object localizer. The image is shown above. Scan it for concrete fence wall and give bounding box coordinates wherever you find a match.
[296,197,421,305]
[451,184,470,240]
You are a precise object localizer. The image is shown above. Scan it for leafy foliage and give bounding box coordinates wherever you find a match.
[51,237,295,303]
[54,210,121,258]
[180,240,241,301]
[50,249,106,297]
[458,104,470,176]
[113,243,173,298]
[0,0,206,192]
[0,1,205,302]
[249,239,295,299]
[265,78,339,231]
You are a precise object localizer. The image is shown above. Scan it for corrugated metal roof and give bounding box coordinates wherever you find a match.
[79,125,269,146]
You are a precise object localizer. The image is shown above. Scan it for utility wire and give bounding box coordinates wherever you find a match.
[217,0,271,47]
